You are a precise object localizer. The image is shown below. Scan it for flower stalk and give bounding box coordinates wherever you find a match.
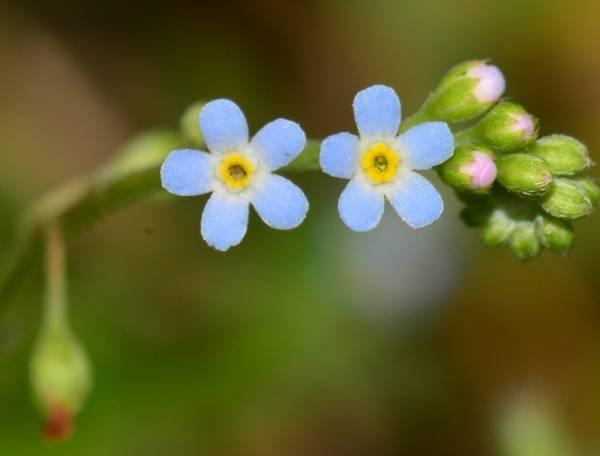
[30,222,92,441]
[44,223,67,330]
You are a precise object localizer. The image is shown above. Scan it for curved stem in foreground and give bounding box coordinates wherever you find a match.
[0,135,321,304]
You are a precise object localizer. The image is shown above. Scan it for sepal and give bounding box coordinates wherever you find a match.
[530,135,591,176]
[509,222,541,261]
[496,153,553,196]
[473,102,539,152]
[541,178,593,219]
[482,209,514,247]
[574,176,600,207]
[535,215,574,253]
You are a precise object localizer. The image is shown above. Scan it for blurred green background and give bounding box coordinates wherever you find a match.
[1,0,600,454]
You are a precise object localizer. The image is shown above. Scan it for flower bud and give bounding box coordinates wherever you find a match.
[109,130,184,177]
[496,153,553,196]
[474,102,539,152]
[530,135,591,176]
[482,209,514,247]
[574,176,600,207]
[422,60,506,123]
[438,145,497,193]
[535,215,574,253]
[541,178,593,220]
[509,222,541,261]
[30,326,92,441]
[180,101,206,147]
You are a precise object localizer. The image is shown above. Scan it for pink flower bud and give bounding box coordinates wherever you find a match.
[460,151,498,189]
[439,145,496,193]
[467,62,506,104]
[511,113,537,140]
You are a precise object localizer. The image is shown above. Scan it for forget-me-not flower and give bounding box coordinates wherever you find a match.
[320,85,454,231]
[161,99,309,251]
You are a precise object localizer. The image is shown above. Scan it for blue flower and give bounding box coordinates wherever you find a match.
[161,99,309,251]
[320,85,454,231]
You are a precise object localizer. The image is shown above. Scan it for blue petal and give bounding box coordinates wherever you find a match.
[399,122,454,170]
[160,149,214,196]
[250,119,306,170]
[386,172,444,229]
[251,174,308,229]
[320,132,360,179]
[353,85,401,138]
[338,178,384,232]
[201,193,249,251]
[199,99,249,154]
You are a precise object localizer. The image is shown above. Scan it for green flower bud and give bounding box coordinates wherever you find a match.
[482,209,514,247]
[180,101,206,147]
[574,176,600,207]
[530,135,591,176]
[109,130,183,176]
[32,223,92,441]
[509,222,541,261]
[496,153,553,196]
[535,215,574,253]
[421,60,506,123]
[30,326,92,440]
[438,145,497,193]
[473,102,539,152]
[541,178,593,220]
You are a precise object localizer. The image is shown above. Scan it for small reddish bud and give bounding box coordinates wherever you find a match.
[43,402,73,442]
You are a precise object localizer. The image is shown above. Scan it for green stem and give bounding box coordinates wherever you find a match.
[44,222,67,330]
[0,123,461,306]
[0,133,322,305]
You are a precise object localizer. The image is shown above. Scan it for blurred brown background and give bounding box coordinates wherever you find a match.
[1,0,599,454]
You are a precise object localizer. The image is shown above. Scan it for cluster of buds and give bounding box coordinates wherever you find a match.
[423,60,598,260]
[461,130,598,260]
[460,191,578,260]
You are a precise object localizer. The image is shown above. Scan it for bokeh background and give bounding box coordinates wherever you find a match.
[1,0,600,454]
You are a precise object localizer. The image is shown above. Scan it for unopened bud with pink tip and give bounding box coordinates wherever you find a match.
[438,145,497,193]
[417,60,506,124]
[466,102,540,152]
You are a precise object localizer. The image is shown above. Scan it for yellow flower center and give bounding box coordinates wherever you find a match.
[360,142,400,184]
[218,153,255,190]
